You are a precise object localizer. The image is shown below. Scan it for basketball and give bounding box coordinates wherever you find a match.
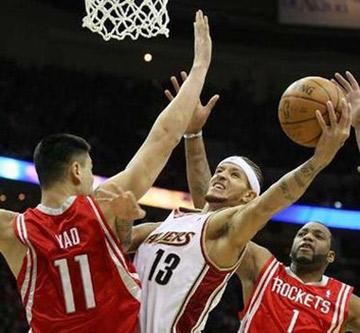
[278,77,345,147]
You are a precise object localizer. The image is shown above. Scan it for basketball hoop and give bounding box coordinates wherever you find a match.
[82,0,170,41]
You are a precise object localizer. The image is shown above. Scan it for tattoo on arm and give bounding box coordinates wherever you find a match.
[280,161,321,203]
[115,219,134,249]
[299,163,316,178]
[279,181,296,202]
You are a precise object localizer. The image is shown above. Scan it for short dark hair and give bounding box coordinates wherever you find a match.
[241,156,264,190]
[33,134,91,189]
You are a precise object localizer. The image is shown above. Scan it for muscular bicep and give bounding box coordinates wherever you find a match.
[347,294,360,332]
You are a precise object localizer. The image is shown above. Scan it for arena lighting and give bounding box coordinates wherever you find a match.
[0,156,359,230]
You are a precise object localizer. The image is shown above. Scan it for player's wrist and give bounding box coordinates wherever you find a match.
[183,130,203,139]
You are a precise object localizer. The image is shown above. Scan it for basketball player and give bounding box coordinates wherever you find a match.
[133,76,352,332]
[0,10,212,332]
[166,74,360,331]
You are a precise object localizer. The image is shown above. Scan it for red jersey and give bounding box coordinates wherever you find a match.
[239,257,353,333]
[13,195,141,333]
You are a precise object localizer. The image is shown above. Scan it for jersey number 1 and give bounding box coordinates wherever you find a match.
[54,254,96,314]
[287,309,300,333]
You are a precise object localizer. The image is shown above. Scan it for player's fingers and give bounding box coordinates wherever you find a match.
[136,208,146,219]
[171,76,181,93]
[343,102,352,129]
[337,98,348,126]
[206,95,220,111]
[326,101,337,128]
[346,71,360,90]
[315,110,327,132]
[335,73,352,92]
[180,71,188,82]
[164,89,174,101]
[95,187,117,199]
[124,191,141,208]
[331,79,346,95]
[204,15,209,33]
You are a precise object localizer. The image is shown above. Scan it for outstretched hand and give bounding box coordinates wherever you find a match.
[193,10,212,71]
[95,187,146,221]
[164,71,219,134]
[314,99,351,165]
[332,71,360,129]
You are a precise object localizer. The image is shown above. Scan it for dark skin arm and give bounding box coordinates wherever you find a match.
[346,294,360,332]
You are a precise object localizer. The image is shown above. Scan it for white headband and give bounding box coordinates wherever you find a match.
[218,156,261,195]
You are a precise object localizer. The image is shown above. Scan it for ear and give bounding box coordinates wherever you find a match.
[242,190,257,203]
[69,161,82,185]
[327,250,336,264]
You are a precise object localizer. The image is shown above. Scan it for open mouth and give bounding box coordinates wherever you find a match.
[213,182,225,190]
[299,243,314,251]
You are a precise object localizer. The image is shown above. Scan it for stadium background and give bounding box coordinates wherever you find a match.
[0,0,359,331]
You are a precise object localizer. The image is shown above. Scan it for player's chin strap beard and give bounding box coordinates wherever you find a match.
[290,252,329,275]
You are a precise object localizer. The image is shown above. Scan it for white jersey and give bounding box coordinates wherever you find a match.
[134,208,242,333]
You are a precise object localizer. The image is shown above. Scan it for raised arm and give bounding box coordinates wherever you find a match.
[99,11,212,200]
[164,71,219,208]
[207,99,351,259]
[332,71,360,155]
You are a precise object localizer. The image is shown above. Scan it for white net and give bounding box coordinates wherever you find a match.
[82,0,170,41]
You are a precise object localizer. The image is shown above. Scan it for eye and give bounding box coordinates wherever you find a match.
[232,173,241,178]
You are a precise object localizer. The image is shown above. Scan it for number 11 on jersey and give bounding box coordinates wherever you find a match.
[54,254,96,314]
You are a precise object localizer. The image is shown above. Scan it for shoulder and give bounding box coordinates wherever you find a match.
[346,293,360,331]
[237,242,274,282]
[0,209,18,241]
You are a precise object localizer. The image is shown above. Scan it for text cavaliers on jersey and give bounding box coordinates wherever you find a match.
[135,209,245,333]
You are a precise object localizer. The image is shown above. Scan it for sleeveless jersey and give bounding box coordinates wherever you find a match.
[239,257,353,333]
[13,195,141,333]
[134,209,243,333]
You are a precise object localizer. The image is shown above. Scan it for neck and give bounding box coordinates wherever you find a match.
[290,262,326,284]
[202,201,227,213]
[41,183,80,208]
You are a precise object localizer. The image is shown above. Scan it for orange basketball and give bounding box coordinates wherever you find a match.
[278,77,344,147]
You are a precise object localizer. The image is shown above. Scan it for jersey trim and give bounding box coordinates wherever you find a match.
[239,258,280,332]
[18,214,38,328]
[240,256,277,319]
[328,283,352,333]
[285,266,329,286]
[171,264,230,333]
[86,196,141,302]
[36,196,76,216]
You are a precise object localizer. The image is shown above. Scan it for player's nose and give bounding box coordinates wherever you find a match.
[302,233,315,242]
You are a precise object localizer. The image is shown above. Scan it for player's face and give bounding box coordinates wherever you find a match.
[205,163,255,207]
[290,222,334,267]
[79,154,95,195]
